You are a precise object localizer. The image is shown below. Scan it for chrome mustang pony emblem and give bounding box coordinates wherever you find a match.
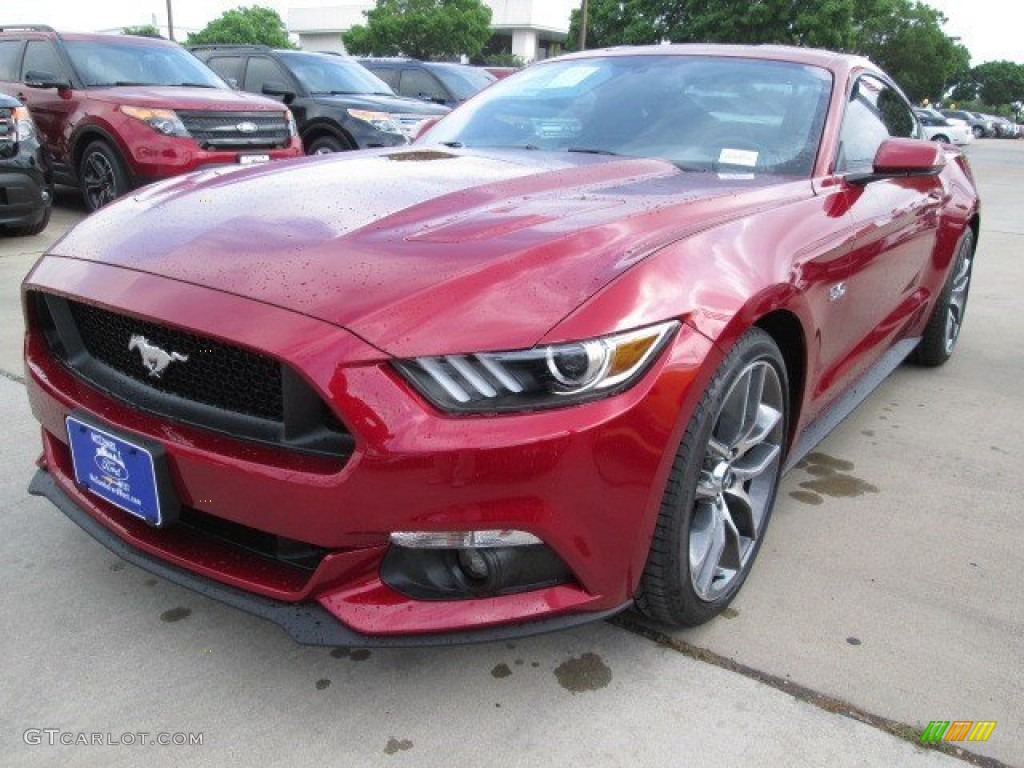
[128,335,188,378]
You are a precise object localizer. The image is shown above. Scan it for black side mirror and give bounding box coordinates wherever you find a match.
[24,70,69,90]
[262,81,295,104]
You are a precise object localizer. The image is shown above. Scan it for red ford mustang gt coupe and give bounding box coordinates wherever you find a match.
[23,45,979,645]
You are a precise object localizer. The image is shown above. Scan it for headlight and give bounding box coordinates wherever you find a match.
[12,106,35,141]
[348,109,402,134]
[284,110,298,138]
[394,321,679,414]
[121,106,189,137]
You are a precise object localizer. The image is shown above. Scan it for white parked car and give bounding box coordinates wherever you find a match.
[915,109,973,145]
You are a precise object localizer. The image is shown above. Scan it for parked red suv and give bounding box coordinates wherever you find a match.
[0,26,302,210]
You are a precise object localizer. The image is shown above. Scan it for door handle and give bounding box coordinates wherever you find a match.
[17,92,27,101]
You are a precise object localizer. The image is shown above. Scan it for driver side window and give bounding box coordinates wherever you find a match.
[21,41,65,82]
[836,75,917,173]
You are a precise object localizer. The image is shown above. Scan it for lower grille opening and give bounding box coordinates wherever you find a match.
[178,507,330,572]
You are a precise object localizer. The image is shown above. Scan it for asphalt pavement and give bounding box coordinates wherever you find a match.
[0,146,1020,767]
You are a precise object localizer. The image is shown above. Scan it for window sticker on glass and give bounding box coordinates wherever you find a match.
[719,148,759,167]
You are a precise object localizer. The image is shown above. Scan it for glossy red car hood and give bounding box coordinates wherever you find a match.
[89,85,286,111]
[51,148,807,357]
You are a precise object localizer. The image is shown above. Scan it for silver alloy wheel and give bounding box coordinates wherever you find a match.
[313,146,334,155]
[689,360,785,601]
[945,239,973,354]
[82,150,117,209]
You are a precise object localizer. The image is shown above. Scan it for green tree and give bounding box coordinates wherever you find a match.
[122,24,162,38]
[566,0,659,50]
[344,0,492,61]
[970,61,1024,106]
[566,0,970,104]
[850,0,968,102]
[651,0,856,50]
[186,6,295,48]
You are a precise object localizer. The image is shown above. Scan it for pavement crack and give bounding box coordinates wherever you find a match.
[609,613,1010,768]
[0,368,25,385]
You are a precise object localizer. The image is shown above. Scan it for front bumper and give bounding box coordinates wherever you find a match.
[122,133,303,184]
[0,161,51,228]
[23,256,716,643]
[29,469,628,646]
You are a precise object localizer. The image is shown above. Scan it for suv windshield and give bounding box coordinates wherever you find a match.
[279,52,394,96]
[65,39,225,88]
[423,55,833,176]
[429,64,496,101]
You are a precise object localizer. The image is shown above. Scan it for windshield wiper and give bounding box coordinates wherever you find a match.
[312,90,363,96]
[567,147,621,156]
[439,141,464,148]
[91,81,153,87]
[173,82,217,88]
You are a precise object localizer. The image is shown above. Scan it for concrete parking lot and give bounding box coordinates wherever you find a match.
[1,143,1021,768]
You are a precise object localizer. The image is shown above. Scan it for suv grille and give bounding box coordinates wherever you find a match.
[0,108,13,159]
[178,110,290,150]
[33,293,352,460]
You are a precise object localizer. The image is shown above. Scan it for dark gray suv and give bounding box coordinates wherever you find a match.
[192,46,450,154]
[0,92,51,235]
[357,58,496,108]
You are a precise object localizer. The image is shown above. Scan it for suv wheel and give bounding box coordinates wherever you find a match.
[79,141,129,211]
[307,135,350,155]
[971,125,984,139]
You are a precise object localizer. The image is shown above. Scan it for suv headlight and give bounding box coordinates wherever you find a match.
[121,106,189,137]
[394,321,679,414]
[12,106,36,141]
[285,110,298,138]
[348,109,402,134]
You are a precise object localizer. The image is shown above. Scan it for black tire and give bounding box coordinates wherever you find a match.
[971,125,984,139]
[79,140,130,212]
[307,134,349,155]
[637,328,789,627]
[932,134,950,144]
[5,204,51,236]
[909,228,975,367]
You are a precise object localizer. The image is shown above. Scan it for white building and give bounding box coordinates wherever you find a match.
[288,1,581,61]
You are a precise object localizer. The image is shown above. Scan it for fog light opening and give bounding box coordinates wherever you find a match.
[457,548,490,582]
[381,533,574,600]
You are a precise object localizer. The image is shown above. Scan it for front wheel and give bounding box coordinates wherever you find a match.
[79,140,130,212]
[637,328,788,627]
[307,135,349,155]
[910,228,975,366]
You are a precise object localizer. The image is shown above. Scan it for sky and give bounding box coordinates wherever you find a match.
[6,0,1022,65]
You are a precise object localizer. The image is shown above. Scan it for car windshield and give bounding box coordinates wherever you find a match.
[429,63,496,101]
[423,54,833,176]
[279,52,394,96]
[65,39,226,88]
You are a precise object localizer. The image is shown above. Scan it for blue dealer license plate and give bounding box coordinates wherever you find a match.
[66,415,165,526]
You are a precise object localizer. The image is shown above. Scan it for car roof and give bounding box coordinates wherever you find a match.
[551,43,877,78]
[0,28,179,48]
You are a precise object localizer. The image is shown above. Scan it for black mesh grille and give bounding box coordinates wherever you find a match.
[0,108,13,159]
[69,300,284,422]
[178,110,290,150]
